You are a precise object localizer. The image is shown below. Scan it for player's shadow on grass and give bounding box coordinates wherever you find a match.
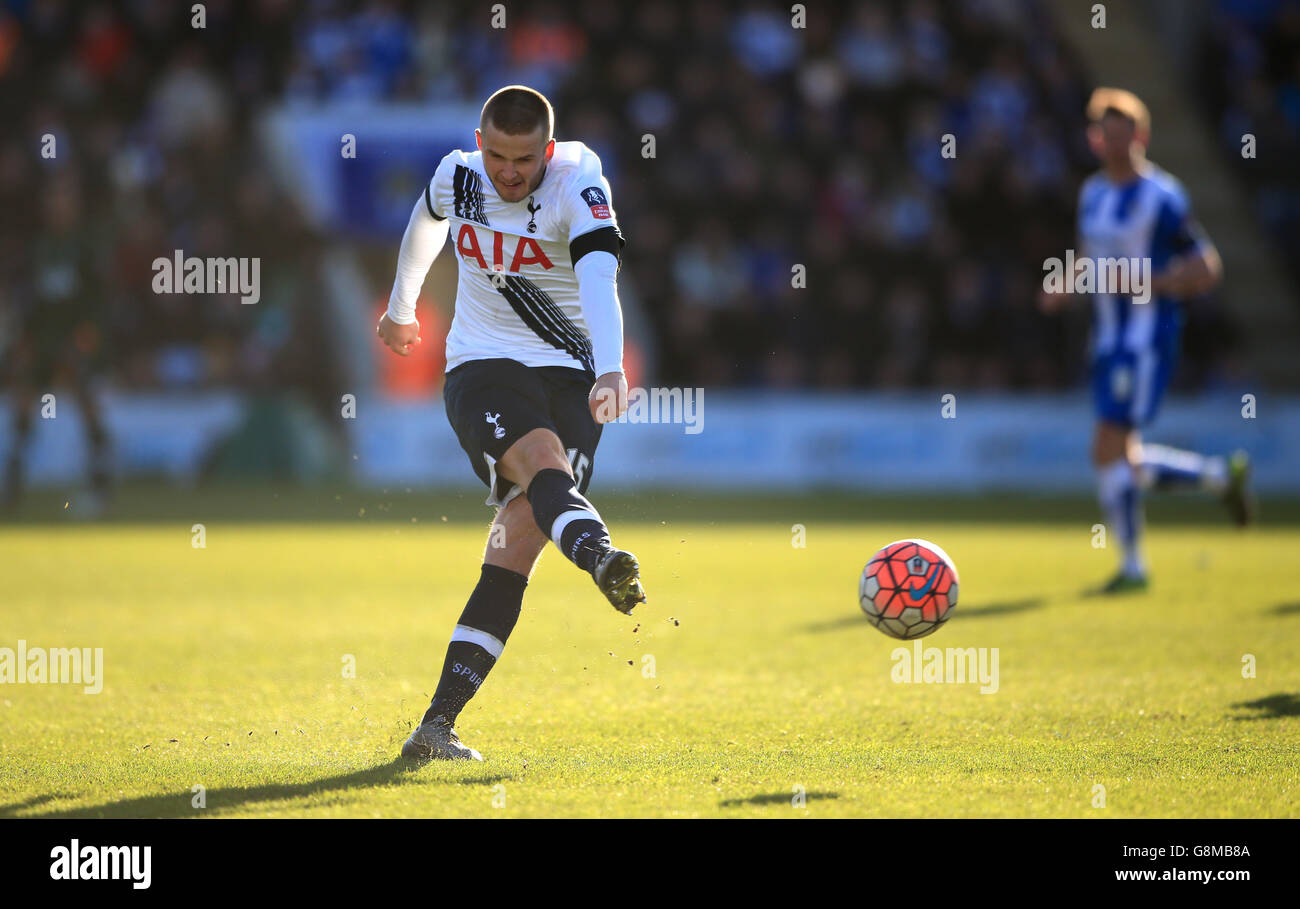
[1270,602,1300,616]
[800,598,1045,633]
[0,794,65,815]
[5,759,510,819]
[719,791,840,808]
[1229,693,1300,721]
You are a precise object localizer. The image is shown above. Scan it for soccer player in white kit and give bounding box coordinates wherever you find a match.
[378,86,645,761]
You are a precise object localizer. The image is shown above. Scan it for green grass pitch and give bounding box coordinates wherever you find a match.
[2,486,1298,818]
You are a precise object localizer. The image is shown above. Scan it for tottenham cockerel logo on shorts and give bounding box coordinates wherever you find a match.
[484,411,506,439]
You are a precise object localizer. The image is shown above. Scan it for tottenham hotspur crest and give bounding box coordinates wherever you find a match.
[526,197,541,233]
[485,411,506,440]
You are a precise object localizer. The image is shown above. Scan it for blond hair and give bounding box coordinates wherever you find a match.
[1087,87,1151,135]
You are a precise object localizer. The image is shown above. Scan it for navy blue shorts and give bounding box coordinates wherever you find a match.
[1090,342,1179,428]
[443,358,600,508]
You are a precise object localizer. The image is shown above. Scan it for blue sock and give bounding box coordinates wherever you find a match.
[1137,444,1227,493]
[1098,459,1145,577]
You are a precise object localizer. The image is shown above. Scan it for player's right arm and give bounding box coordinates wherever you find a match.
[1038,256,1088,314]
[377,178,451,357]
[1039,180,1092,314]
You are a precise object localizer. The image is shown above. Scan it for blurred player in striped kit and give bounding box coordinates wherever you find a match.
[1042,88,1253,594]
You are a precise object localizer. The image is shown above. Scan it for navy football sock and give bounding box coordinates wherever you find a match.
[422,564,526,725]
[526,467,612,573]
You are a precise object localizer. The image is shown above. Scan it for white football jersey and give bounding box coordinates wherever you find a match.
[426,140,623,374]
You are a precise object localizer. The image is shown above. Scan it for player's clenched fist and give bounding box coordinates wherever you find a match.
[588,371,628,424]
[376,313,421,356]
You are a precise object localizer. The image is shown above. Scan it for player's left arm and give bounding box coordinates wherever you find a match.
[576,250,627,423]
[564,160,629,424]
[1150,193,1223,298]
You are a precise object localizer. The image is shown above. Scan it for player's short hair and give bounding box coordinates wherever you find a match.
[480,85,554,139]
[1087,87,1151,135]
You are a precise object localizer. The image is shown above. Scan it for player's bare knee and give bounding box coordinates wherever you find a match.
[500,428,570,488]
[1090,435,1109,468]
[499,494,540,535]
[1092,423,1131,467]
[504,494,547,544]
[1125,432,1144,465]
[484,495,547,571]
[484,538,543,575]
